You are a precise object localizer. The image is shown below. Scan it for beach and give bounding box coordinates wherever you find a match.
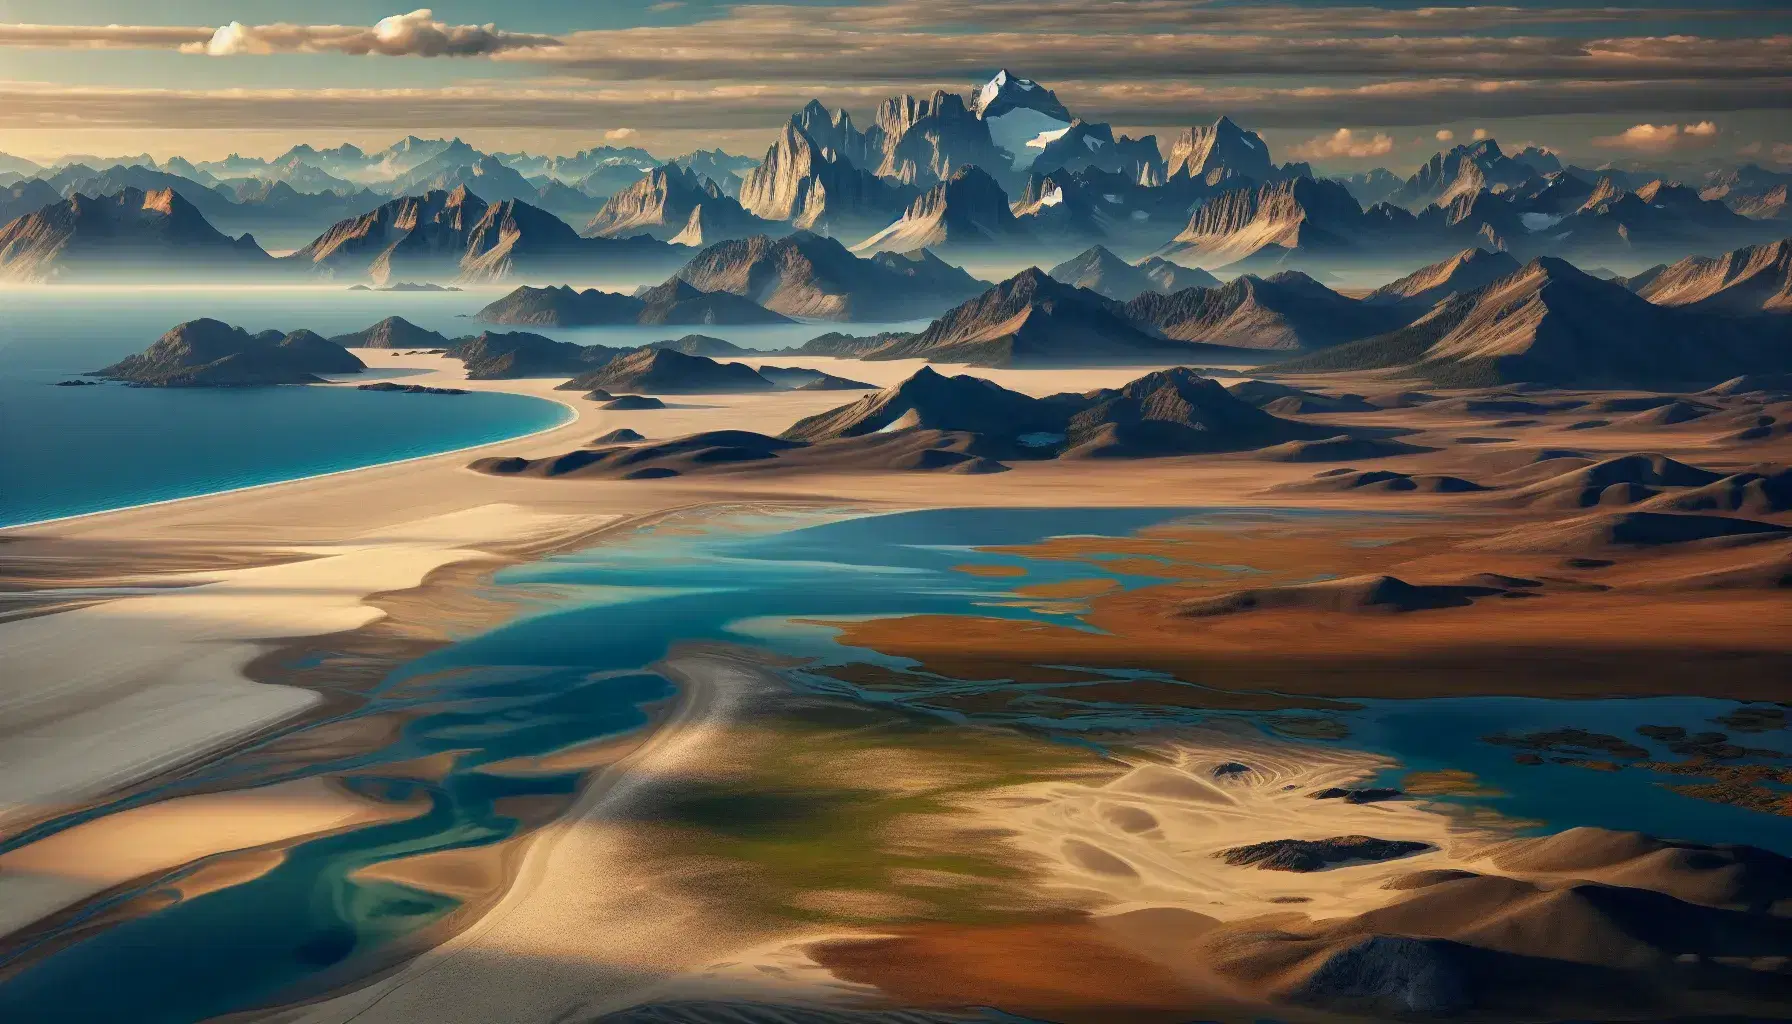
[5,346,1791,1022]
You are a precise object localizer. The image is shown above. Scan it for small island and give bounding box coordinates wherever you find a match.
[356,382,468,395]
[97,319,366,387]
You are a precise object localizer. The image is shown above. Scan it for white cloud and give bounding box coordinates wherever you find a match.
[1471,127,1489,140]
[1290,127,1395,159]
[1435,129,1454,141]
[605,127,638,140]
[181,9,559,57]
[1592,120,1722,152]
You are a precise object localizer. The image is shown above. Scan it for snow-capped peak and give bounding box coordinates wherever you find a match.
[974,70,1068,120]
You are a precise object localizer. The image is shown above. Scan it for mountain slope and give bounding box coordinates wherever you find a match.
[583,164,779,244]
[673,230,983,320]
[478,280,792,326]
[1389,140,1537,211]
[1124,272,1415,351]
[327,316,450,349]
[866,267,1210,367]
[738,123,911,236]
[1156,177,1366,270]
[1048,245,1219,301]
[851,166,1029,256]
[1628,238,1792,314]
[1282,257,1791,386]
[973,70,1075,175]
[562,347,773,394]
[0,188,272,282]
[1365,248,1524,307]
[1165,117,1277,185]
[442,331,625,379]
[782,365,1316,459]
[287,187,685,284]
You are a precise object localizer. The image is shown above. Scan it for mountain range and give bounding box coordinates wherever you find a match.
[672,231,986,320]
[0,188,270,282]
[583,164,780,245]
[1277,253,1792,387]
[861,267,1224,367]
[3,75,1787,286]
[288,187,689,284]
[476,279,793,326]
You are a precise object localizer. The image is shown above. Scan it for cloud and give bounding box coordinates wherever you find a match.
[5,6,1790,87]
[1592,120,1722,152]
[1775,143,1792,165]
[179,9,559,57]
[1472,128,1489,140]
[1435,129,1454,141]
[1289,128,1396,159]
[605,127,638,139]
[646,1,686,10]
[0,78,1785,141]
[0,24,211,49]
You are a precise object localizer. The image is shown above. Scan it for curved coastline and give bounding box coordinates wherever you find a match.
[1,383,579,532]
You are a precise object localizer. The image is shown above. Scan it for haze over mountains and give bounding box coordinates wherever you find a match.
[1,70,1786,289]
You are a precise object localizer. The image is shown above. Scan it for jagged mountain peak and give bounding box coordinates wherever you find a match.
[974,70,1071,121]
[1166,116,1275,186]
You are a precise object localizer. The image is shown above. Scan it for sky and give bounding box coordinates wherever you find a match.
[0,0,1787,173]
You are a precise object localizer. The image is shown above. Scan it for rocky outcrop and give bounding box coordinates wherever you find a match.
[1219,836,1432,872]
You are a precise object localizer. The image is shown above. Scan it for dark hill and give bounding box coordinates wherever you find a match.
[98,318,364,386]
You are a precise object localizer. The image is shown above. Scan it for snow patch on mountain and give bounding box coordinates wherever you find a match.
[988,108,1074,171]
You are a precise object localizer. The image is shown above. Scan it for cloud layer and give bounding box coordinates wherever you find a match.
[0,3,1785,154]
[187,9,558,57]
[1593,120,1721,152]
[1291,128,1395,159]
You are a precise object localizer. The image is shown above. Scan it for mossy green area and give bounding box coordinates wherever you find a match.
[639,695,1112,928]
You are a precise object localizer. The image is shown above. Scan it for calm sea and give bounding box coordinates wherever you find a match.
[0,287,917,527]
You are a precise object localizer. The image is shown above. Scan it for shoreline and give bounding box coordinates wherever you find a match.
[1,373,578,533]
[255,647,780,1024]
[6,346,1790,1020]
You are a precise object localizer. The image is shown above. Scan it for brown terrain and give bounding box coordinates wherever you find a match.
[7,342,1792,1024]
